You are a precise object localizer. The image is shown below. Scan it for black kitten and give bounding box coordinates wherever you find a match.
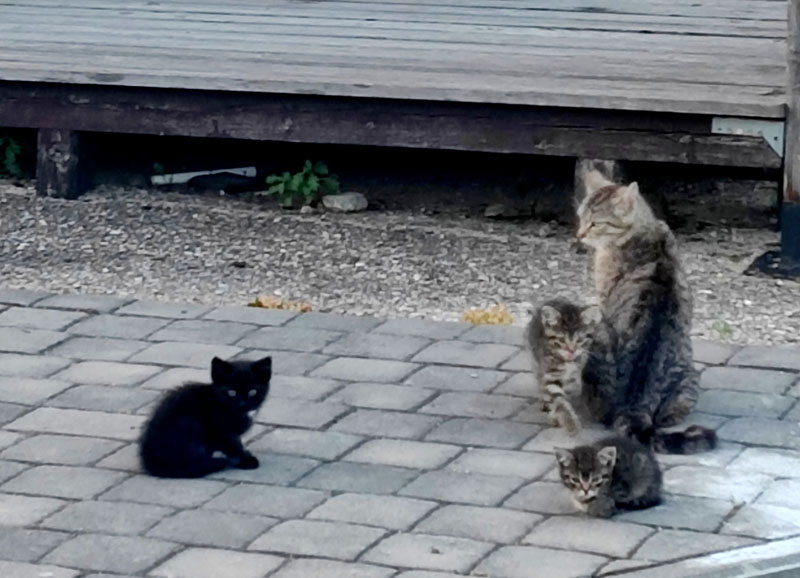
[139,355,271,478]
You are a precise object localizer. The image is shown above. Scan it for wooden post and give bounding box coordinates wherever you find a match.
[783,0,800,263]
[36,129,88,199]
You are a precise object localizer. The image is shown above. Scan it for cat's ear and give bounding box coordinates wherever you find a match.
[597,446,618,469]
[583,169,613,196]
[611,182,640,213]
[210,357,234,383]
[554,448,574,468]
[580,305,601,326]
[540,305,561,327]
[252,356,272,379]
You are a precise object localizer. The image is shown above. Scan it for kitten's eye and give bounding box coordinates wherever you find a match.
[227,390,236,397]
[248,389,257,397]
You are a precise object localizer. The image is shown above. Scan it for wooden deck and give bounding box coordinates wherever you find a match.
[0,0,790,197]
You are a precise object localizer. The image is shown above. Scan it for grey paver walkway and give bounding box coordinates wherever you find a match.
[0,288,799,578]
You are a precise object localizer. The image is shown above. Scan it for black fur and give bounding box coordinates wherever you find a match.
[139,356,271,478]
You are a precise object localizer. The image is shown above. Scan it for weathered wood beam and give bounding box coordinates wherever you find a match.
[784,0,800,263]
[35,128,88,199]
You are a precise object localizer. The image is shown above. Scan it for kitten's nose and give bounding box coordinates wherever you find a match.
[576,225,589,239]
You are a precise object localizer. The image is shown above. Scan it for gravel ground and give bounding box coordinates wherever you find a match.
[1,180,798,346]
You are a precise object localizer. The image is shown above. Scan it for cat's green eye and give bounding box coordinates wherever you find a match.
[248,389,257,397]
[227,390,236,397]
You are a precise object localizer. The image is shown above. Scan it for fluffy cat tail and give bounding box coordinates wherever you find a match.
[652,425,717,455]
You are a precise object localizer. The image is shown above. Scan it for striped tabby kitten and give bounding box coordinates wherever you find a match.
[576,171,715,454]
[555,435,662,518]
[526,298,600,434]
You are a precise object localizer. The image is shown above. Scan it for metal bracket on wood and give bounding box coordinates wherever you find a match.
[711,117,785,157]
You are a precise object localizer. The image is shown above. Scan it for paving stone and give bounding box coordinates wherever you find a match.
[362,533,493,572]
[151,547,283,578]
[328,382,435,410]
[633,529,756,562]
[400,470,525,506]
[269,374,343,400]
[203,305,298,326]
[272,559,394,578]
[2,465,127,499]
[101,475,227,508]
[447,448,552,479]
[287,312,382,332]
[308,493,436,530]
[0,327,67,354]
[332,409,441,439]
[44,534,177,574]
[208,453,319,485]
[0,527,70,562]
[0,376,72,404]
[394,573,464,578]
[0,403,26,426]
[416,505,542,544]
[419,391,526,419]
[96,444,141,472]
[256,397,349,428]
[372,318,469,340]
[0,494,66,526]
[663,465,772,502]
[67,314,169,340]
[500,351,532,371]
[662,411,729,432]
[0,353,71,378]
[46,385,159,413]
[756,479,800,510]
[249,519,385,560]
[53,360,162,387]
[140,367,208,390]
[0,461,28,484]
[728,346,800,371]
[425,418,540,449]
[729,447,800,478]
[460,325,525,346]
[0,289,51,306]
[412,341,518,368]
[0,561,79,578]
[250,428,363,460]
[0,431,22,451]
[783,401,800,421]
[717,417,800,449]
[655,441,744,469]
[234,327,341,354]
[693,340,739,365]
[700,366,796,394]
[148,319,257,345]
[49,337,148,361]
[404,365,509,393]
[1,434,124,465]
[323,332,431,361]
[524,516,653,557]
[522,424,609,453]
[722,503,800,539]
[493,372,535,396]
[115,300,211,319]
[509,403,552,425]
[237,349,330,376]
[503,482,575,515]
[298,462,419,494]
[147,509,276,548]
[205,483,327,518]
[475,545,607,578]
[695,389,793,419]
[312,357,419,382]
[36,293,131,313]
[7,407,145,440]
[0,307,87,330]
[344,439,461,469]
[129,341,241,368]
[597,560,653,576]
[616,495,733,532]
[42,501,172,535]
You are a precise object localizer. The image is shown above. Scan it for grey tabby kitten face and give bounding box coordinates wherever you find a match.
[540,304,600,363]
[555,445,617,504]
[576,179,648,248]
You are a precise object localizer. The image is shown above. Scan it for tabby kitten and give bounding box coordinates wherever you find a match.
[526,298,600,434]
[577,172,715,454]
[139,355,271,479]
[555,435,662,518]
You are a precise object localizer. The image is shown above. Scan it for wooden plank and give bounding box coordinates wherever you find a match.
[784,0,800,263]
[35,129,88,199]
[0,82,781,169]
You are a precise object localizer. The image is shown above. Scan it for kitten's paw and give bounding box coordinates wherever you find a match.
[237,452,260,470]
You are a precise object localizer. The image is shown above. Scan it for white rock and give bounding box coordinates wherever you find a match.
[322,192,368,212]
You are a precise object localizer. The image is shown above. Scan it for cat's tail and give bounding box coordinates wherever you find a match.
[652,425,717,455]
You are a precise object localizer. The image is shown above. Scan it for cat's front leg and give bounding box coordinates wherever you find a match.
[219,435,259,470]
[586,495,616,518]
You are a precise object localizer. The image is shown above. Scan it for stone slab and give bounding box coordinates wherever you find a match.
[1,434,123,466]
[255,397,349,429]
[503,482,576,515]
[417,505,542,544]
[663,465,773,502]
[372,318,469,340]
[331,409,441,439]
[46,385,158,413]
[0,353,71,378]
[48,337,148,361]
[35,293,130,313]
[270,559,394,578]
[311,357,419,383]
[0,527,70,563]
[250,428,363,461]
[68,314,170,340]
[207,453,319,485]
[362,533,493,573]
[728,447,800,478]
[0,376,73,404]
[322,332,431,361]
[344,439,461,469]
[425,418,540,449]
[399,470,525,506]
[700,366,796,394]
[266,374,343,401]
[204,483,327,518]
[447,448,552,479]
[695,389,793,419]
[616,495,734,532]
[43,534,177,574]
[459,325,525,346]
[0,307,87,330]
[54,361,161,386]
[475,545,607,578]
[307,493,436,531]
[151,548,283,578]
[297,462,419,495]
[203,306,297,326]
[0,327,67,354]
[419,392,526,419]
[148,320,257,345]
[128,342,241,368]
[0,289,51,306]
[2,465,127,499]
[286,312,382,332]
[717,417,800,449]
[0,494,66,526]
[328,382,435,410]
[42,500,173,535]
[147,509,276,548]
[0,561,79,578]
[100,475,227,508]
[633,529,756,563]
[412,341,518,368]
[728,346,800,371]
[524,516,653,558]
[249,519,385,560]
[236,326,343,352]
[693,340,739,365]
[404,365,509,393]
[140,367,209,390]
[721,503,800,539]
[6,407,145,440]
[116,300,211,319]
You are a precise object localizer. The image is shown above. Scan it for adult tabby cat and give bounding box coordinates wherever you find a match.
[525,298,600,434]
[576,171,716,454]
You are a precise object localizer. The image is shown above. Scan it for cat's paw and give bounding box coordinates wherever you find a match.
[236,452,260,470]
